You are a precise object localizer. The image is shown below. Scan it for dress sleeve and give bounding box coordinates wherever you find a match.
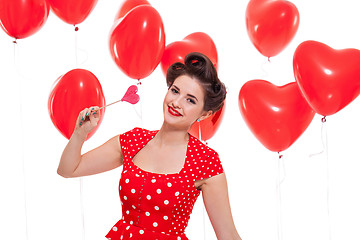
[198,150,224,180]
[119,127,142,162]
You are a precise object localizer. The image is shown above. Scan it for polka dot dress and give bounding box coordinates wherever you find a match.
[106,128,224,240]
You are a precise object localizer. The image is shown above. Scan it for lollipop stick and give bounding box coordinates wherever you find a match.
[98,99,123,110]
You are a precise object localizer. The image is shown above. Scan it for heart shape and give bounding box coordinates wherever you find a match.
[160,32,218,75]
[238,80,314,152]
[246,0,299,58]
[121,85,140,104]
[114,0,150,20]
[293,40,360,116]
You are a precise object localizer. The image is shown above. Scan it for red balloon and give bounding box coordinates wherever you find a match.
[239,80,314,152]
[48,69,106,140]
[48,0,98,25]
[160,32,218,75]
[114,0,150,21]
[294,41,360,116]
[109,5,165,80]
[0,0,49,39]
[188,103,225,141]
[246,0,299,58]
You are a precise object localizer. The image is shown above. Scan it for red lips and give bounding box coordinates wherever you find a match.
[168,106,182,117]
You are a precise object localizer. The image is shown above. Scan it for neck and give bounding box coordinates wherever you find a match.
[155,123,190,147]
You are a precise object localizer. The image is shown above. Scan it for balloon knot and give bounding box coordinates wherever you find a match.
[278,152,283,159]
[13,39,17,44]
[75,26,79,32]
[267,57,271,62]
[137,79,142,85]
[321,116,327,123]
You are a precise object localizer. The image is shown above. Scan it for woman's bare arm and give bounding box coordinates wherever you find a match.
[57,107,123,178]
[197,173,242,240]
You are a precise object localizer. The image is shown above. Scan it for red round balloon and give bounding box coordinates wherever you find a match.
[114,0,150,21]
[246,0,299,58]
[109,5,165,80]
[48,69,106,140]
[294,41,360,116]
[0,0,49,39]
[48,0,98,25]
[239,80,314,152]
[160,32,218,75]
[189,103,225,141]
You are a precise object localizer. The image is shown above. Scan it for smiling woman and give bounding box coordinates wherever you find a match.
[57,52,241,240]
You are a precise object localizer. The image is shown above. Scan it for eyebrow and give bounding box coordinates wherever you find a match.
[172,84,198,102]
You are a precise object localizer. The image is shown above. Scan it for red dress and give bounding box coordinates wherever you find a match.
[106,128,224,240]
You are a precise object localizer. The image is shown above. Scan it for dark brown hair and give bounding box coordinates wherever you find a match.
[166,52,226,113]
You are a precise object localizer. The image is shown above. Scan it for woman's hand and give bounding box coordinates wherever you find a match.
[74,106,101,138]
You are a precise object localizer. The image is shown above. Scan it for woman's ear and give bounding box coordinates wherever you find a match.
[199,110,213,121]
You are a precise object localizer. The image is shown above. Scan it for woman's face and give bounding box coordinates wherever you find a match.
[163,75,210,129]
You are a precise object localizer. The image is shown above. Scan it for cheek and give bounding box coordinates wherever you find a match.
[186,104,203,117]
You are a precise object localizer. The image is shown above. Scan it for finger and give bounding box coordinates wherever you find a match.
[88,106,99,118]
[79,108,89,126]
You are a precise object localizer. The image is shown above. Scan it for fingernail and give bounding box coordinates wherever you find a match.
[86,112,89,117]
[80,122,83,126]
[92,108,95,110]
[93,112,96,115]
[82,116,84,121]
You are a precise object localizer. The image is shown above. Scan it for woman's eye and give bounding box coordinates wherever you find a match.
[187,98,196,104]
[171,88,179,94]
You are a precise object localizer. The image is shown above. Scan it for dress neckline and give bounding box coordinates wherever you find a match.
[130,130,192,176]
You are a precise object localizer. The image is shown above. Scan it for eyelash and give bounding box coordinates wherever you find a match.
[170,87,196,104]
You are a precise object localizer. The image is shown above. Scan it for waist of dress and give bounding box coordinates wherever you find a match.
[106,220,189,240]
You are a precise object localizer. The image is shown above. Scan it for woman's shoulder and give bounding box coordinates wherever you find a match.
[188,135,219,158]
[119,127,158,143]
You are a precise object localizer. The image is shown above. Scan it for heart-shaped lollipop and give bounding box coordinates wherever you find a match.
[121,85,140,104]
[97,85,140,112]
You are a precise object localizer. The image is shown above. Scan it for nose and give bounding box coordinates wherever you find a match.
[171,95,181,109]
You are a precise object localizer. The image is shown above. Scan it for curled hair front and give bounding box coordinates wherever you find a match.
[166,52,226,113]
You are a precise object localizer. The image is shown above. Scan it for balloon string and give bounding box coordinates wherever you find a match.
[308,117,332,239]
[276,152,285,240]
[74,26,79,67]
[74,25,88,67]
[134,80,144,126]
[74,26,86,240]
[323,120,332,240]
[260,58,270,78]
[202,193,206,240]
[79,178,86,240]
[309,117,327,157]
[13,40,29,240]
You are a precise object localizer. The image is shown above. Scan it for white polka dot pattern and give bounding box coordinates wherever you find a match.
[106,128,224,240]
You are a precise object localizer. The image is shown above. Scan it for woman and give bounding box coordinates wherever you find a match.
[58,52,241,240]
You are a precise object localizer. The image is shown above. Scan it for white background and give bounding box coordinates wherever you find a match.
[1,0,360,240]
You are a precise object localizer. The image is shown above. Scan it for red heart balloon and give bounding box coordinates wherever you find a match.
[239,80,314,152]
[160,32,218,75]
[294,40,360,116]
[114,0,150,21]
[109,5,165,80]
[48,69,106,140]
[0,0,50,39]
[188,102,225,141]
[246,0,299,58]
[121,85,140,105]
[48,0,98,25]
